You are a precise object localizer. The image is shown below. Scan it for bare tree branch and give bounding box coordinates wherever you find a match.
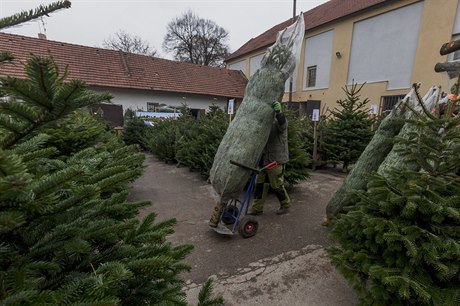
[102,30,157,56]
[163,11,229,67]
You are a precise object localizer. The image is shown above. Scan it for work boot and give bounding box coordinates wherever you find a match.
[209,203,224,228]
[276,207,289,215]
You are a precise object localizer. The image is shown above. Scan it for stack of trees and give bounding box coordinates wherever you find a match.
[0,3,222,305]
[327,83,460,305]
[175,105,229,177]
[133,106,312,185]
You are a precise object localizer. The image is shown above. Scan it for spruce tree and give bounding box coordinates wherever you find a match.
[284,110,311,185]
[0,4,224,305]
[0,54,192,304]
[321,83,375,172]
[328,99,460,305]
[175,105,228,177]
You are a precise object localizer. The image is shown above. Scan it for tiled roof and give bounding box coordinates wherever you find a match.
[0,32,248,98]
[226,0,391,61]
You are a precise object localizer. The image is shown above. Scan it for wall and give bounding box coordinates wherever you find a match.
[227,0,460,115]
[303,30,334,90]
[90,86,229,114]
[348,2,424,90]
[228,59,246,75]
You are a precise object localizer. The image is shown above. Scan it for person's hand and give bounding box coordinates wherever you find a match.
[272,101,282,113]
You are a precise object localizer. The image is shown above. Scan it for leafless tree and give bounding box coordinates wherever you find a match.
[163,11,230,67]
[103,30,157,56]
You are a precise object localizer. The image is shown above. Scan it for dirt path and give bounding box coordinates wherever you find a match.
[129,153,358,305]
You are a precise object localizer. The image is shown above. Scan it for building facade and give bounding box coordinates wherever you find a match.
[226,0,459,117]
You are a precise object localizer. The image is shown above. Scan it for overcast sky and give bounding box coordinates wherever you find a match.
[0,0,328,59]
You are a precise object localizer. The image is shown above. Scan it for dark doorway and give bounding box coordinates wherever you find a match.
[89,104,124,127]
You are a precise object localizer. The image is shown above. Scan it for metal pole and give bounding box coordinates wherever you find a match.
[293,0,296,19]
[289,0,296,104]
[312,121,318,170]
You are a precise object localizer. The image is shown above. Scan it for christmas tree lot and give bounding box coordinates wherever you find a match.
[0,3,222,305]
[327,40,460,305]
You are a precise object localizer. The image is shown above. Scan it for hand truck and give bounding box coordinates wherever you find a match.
[212,159,278,238]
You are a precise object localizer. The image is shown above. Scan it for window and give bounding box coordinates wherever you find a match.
[306,66,317,88]
[380,95,405,115]
[147,102,159,112]
[454,50,460,61]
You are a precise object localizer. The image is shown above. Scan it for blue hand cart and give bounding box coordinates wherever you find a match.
[212,159,278,238]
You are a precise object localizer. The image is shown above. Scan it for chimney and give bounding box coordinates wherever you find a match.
[38,33,47,40]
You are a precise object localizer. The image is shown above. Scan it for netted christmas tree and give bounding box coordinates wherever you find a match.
[321,83,375,172]
[328,98,460,305]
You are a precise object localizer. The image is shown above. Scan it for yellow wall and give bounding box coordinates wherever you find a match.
[227,0,459,114]
[412,0,458,93]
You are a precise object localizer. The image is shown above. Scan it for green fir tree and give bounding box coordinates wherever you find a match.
[328,100,460,305]
[122,116,150,149]
[176,105,228,177]
[284,110,311,185]
[322,83,375,172]
[0,4,224,305]
[0,54,192,305]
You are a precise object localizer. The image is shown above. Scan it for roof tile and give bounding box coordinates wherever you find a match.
[0,33,248,98]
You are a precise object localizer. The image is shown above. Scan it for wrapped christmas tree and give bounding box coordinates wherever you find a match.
[326,84,439,219]
[210,14,304,200]
[328,96,460,305]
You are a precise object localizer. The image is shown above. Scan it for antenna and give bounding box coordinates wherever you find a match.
[39,16,47,35]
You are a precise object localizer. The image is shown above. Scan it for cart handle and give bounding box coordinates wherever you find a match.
[260,160,278,171]
[230,160,260,173]
[229,160,278,173]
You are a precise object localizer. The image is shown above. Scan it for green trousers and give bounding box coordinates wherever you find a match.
[252,164,290,212]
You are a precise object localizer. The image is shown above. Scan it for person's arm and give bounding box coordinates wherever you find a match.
[273,101,287,129]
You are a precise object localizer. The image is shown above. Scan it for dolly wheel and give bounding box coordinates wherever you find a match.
[238,216,259,238]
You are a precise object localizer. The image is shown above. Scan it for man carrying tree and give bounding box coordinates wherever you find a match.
[249,101,291,215]
[208,101,290,228]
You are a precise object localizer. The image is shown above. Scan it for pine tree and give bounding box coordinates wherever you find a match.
[284,110,311,185]
[0,5,224,305]
[0,55,224,305]
[327,99,460,305]
[175,105,228,177]
[321,83,375,172]
[143,105,195,164]
[0,55,185,304]
[122,116,150,149]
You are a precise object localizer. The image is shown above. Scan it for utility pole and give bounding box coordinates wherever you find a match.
[293,0,297,19]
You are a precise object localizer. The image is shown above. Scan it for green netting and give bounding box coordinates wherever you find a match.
[326,85,441,218]
[209,15,305,200]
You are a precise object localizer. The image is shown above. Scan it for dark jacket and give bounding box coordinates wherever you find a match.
[263,112,289,164]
